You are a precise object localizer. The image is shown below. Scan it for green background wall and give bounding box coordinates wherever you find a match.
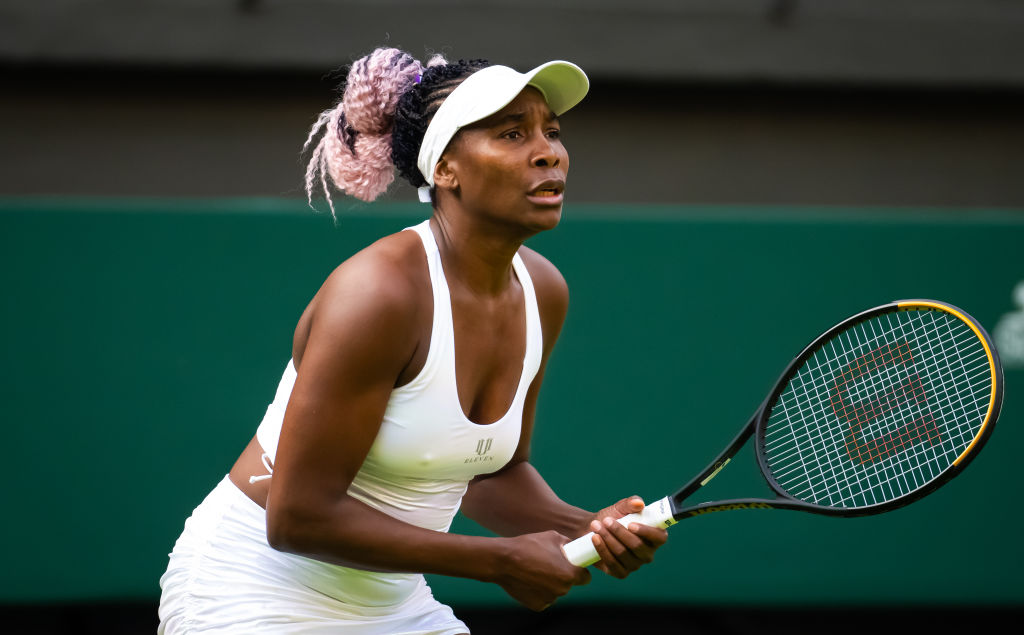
[2,198,1021,608]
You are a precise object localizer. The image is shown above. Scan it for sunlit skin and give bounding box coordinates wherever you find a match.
[225,85,667,617]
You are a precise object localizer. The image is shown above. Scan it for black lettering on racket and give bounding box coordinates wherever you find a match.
[564,300,1004,567]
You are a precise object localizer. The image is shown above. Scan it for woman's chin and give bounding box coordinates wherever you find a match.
[526,206,563,232]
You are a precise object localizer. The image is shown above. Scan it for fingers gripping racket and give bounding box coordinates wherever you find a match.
[564,300,1004,567]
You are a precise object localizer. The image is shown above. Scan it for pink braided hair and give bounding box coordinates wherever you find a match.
[303,48,442,219]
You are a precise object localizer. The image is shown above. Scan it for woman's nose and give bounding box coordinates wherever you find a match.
[531,138,561,168]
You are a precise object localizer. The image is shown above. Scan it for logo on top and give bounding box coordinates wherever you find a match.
[465,438,495,464]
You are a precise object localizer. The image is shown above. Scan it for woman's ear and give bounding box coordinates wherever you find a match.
[433,155,459,195]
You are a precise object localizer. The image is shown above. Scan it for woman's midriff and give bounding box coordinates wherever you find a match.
[228,434,273,509]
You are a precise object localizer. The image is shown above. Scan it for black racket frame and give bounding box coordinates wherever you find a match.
[666,299,1004,521]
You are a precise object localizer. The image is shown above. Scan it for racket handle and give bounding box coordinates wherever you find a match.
[562,496,676,567]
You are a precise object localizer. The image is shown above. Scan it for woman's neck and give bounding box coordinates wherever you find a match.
[429,213,525,297]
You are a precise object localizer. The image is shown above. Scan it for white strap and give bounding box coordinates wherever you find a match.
[248,452,274,484]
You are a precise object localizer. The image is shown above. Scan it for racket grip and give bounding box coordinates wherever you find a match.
[562,496,676,567]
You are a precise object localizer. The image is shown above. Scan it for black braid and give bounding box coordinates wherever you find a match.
[392,58,491,189]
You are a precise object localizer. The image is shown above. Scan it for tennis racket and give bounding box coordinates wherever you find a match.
[563,299,1004,567]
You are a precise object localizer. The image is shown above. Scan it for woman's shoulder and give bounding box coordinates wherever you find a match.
[328,227,425,286]
[518,245,567,299]
[517,245,568,329]
[310,229,431,324]
[292,228,430,367]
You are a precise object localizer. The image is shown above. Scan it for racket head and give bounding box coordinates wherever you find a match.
[755,300,1003,516]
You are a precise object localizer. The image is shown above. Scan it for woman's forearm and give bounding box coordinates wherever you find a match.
[267,493,508,583]
[461,461,593,538]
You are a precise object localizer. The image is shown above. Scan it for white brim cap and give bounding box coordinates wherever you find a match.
[416,61,590,201]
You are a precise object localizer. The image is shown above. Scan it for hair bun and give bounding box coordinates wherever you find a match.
[322,109,395,202]
[303,47,425,216]
[343,48,422,135]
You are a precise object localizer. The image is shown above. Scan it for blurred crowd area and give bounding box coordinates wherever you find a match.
[2,0,1023,209]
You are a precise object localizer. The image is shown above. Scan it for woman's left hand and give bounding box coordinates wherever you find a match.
[586,497,668,579]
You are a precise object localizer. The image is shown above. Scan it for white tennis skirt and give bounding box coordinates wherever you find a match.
[158,475,469,634]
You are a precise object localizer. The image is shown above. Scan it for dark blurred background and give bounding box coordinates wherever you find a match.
[4,0,1024,207]
[3,1,1023,633]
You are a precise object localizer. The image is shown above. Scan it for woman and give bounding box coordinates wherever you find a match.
[158,47,667,634]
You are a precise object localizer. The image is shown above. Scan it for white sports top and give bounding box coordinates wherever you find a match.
[255,219,543,535]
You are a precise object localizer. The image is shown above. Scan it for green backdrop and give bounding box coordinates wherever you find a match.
[2,197,1021,607]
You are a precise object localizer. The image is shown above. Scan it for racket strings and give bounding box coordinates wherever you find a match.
[769,319,987,466]
[771,315,987,506]
[782,313,983,505]
[768,328,989,478]
[762,308,992,508]
[774,314,987,458]
[832,343,937,466]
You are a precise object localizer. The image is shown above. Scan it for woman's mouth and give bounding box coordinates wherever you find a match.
[526,190,564,206]
[527,181,565,205]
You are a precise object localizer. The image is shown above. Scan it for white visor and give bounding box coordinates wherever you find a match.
[415,61,589,202]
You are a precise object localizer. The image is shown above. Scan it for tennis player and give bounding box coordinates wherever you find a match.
[157,47,667,634]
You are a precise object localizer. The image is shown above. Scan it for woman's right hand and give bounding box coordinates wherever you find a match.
[493,531,592,611]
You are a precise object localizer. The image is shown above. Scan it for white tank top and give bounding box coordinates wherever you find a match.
[256,219,543,534]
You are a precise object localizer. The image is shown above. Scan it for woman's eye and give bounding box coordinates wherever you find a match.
[503,130,522,139]
[546,129,561,139]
